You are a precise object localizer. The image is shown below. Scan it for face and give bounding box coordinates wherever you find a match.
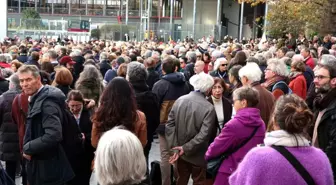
[179,59,186,69]
[212,82,224,98]
[68,100,83,115]
[203,54,209,61]
[277,49,285,58]
[66,63,74,72]
[314,68,332,94]
[264,66,276,80]
[208,62,214,71]
[194,62,204,74]
[219,61,228,72]
[300,50,309,58]
[233,98,247,112]
[18,72,42,96]
[11,64,17,72]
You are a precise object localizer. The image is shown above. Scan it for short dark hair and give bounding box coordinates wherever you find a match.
[291,61,306,73]
[233,87,259,107]
[213,77,228,93]
[162,56,176,74]
[229,65,242,83]
[322,65,336,78]
[31,51,39,61]
[67,90,85,103]
[279,47,289,54]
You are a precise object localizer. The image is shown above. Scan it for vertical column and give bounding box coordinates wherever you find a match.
[69,0,71,15]
[252,6,257,39]
[126,0,129,24]
[192,0,196,39]
[52,0,54,15]
[86,0,88,15]
[18,0,21,13]
[216,0,221,40]
[170,0,173,37]
[35,0,38,11]
[239,1,244,42]
[0,0,7,40]
[104,0,107,16]
[140,0,143,40]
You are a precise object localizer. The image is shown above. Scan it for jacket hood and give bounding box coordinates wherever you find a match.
[234,108,264,127]
[162,72,186,84]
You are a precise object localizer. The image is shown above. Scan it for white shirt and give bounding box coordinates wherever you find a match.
[211,96,224,128]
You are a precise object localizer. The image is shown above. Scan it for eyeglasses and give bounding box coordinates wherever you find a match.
[265,68,271,71]
[221,64,228,67]
[314,75,331,80]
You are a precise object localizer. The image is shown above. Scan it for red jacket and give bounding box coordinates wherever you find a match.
[305,56,315,70]
[289,74,307,99]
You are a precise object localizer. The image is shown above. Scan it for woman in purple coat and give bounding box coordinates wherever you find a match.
[229,94,334,185]
[205,87,266,185]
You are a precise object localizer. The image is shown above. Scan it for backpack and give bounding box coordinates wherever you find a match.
[272,81,292,95]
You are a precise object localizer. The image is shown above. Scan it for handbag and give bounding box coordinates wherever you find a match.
[0,162,16,185]
[206,126,259,178]
[271,146,316,185]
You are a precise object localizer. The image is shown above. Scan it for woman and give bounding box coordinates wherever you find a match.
[91,77,147,148]
[95,128,147,185]
[66,90,95,185]
[210,58,230,84]
[262,59,290,100]
[41,62,55,74]
[228,65,243,100]
[227,51,247,70]
[203,51,211,73]
[205,87,266,185]
[75,65,104,104]
[117,63,128,78]
[289,60,307,99]
[207,77,233,130]
[229,95,333,185]
[10,60,23,72]
[52,66,73,96]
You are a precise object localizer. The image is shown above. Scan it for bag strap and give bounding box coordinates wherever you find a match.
[17,94,27,119]
[271,146,316,185]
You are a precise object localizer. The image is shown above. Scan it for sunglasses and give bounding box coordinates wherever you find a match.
[221,64,228,67]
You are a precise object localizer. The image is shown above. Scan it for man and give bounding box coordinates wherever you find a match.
[18,65,74,185]
[183,51,197,81]
[152,51,163,78]
[59,56,76,74]
[194,60,205,75]
[26,51,40,69]
[239,62,275,125]
[70,49,85,83]
[301,47,315,69]
[48,50,59,66]
[276,47,288,59]
[98,52,112,77]
[152,56,192,185]
[166,73,217,185]
[17,47,28,63]
[144,57,160,90]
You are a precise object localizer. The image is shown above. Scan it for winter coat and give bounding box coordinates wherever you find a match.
[205,108,266,185]
[207,95,232,128]
[152,72,192,135]
[99,59,112,77]
[0,89,21,161]
[289,74,307,99]
[229,146,333,185]
[17,55,28,63]
[23,86,74,185]
[166,91,217,167]
[146,67,160,91]
[56,85,71,97]
[72,55,85,83]
[253,83,275,126]
[0,78,9,95]
[210,70,230,84]
[25,59,40,69]
[303,66,314,91]
[183,63,195,81]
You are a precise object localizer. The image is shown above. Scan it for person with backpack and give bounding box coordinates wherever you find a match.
[262,58,291,100]
[17,65,75,185]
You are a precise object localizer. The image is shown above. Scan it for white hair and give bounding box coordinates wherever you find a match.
[189,73,214,93]
[267,58,289,77]
[70,49,82,57]
[214,58,227,71]
[95,127,146,185]
[99,52,109,61]
[42,52,50,58]
[212,50,222,59]
[292,54,304,63]
[239,62,262,83]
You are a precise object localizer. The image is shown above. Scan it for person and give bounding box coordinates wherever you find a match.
[0,74,21,183]
[227,51,247,70]
[59,56,76,75]
[289,60,307,99]
[75,64,104,104]
[183,51,197,81]
[11,60,23,72]
[312,63,336,181]
[230,95,333,185]
[194,60,205,74]
[210,58,230,84]
[52,66,73,96]
[262,58,290,100]
[117,63,128,78]
[166,73,217,185]
[286,33,297,50]
[70,49,85,83]
[95,127,147,185]
[205,87,266,185]
[207,77,232,130]
[276,47,288,59]
[98,52,111,77]
[47,50,59,66]
[227,65,242,99]
[239,62,275,126]
[152,56,192,185]
[301,47,315,69]
[66,90,95,185]
[179,57,187,72]
[202,52,211,73]
[91,77,147,148]
[17,47,28,64]
[104,57,126,84]
[144,57,160,90]
[292,54,314,91]
[0,69,9,95]
[26,51,40,68]
[18,65,74,185]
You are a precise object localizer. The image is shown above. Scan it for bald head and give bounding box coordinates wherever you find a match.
[194,60,205,74]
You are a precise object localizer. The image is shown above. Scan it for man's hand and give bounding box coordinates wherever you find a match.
[81,133,85,140]
[23,153,32,161]
[169,146,184,164]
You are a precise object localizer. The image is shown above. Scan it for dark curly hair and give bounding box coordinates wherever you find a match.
[92,77,138,133]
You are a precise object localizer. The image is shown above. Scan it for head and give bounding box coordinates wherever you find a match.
[60,56,76,73]
[194,60,205,74]
[11,60,23,72]
[290,60,306,73]
[228,65,242,85]
[31,51,39,61]
[117,63,128,78]
[162,56,176,75]
[203,52,211,62]
[144,57,155,68]
[41,62,55,74]
[214,58,228,73]
[17,65,43,96]
[126,62,148,82]
[232,86,259,112]
[100,52,109,62]
[211,50,222,62]
[67,90,85,115]
[314,65,336,94]
[9,73,21,91]
[48,50,58,61]
[186,51,197,64]
[300,47,310,58]
[265,59,289,80]
[254,53,267,66]
[239,62,262,86]
[211,77,228,99]
[246,56,259,65]
[271,94,313,136]
[189,73,214,94]
[52,66,73,87]
[317,54,336,70]
[179,57,187,69]
[95,127,146,185]
[277,47,288,59]
[151,51,160,63]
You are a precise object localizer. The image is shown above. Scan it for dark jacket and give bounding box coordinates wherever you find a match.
[17,55,28,63]
[23,86,74,185]
[146,67,160,91]
[12,93,29,153]
[99,59,112,77]
[25,58,40,69]
[72,55,85,83]
[0,79,9,95]
[56,85,71,96]
[104,69,118,84]
[154,61,163,78]
[210,70,230,84]
[253,83,275,126]
[183,63,195,81]
[207,96,232,128]
[303,66,314,91]
[132,80,160,142]
[152,72,192,134]
[0,89,21,161]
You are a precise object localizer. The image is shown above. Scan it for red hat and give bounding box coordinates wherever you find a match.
[60,56,76,65]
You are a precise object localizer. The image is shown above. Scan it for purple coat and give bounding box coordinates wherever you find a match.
[205,108,266,185]
[229,146,334,185]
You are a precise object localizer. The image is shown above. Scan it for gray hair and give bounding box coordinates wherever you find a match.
[1,68,14,78]
[232,86,260,107]
[99,52,109,62]
[48,50,58,59]
[144,50,152,59]
[0,54,11,63]
[186,51,197,63]
[211,50,222,59]
[267,58,289,77]
[9,73,21,90]
[189,73,214,93]
[285,51,296,58]
[126,62,148,82]
[214,58,227,71]
[239,62,262,83]
[246,56,259,65]
[320,54,336,68]
[70,49,82,58]
[17,65,40,78]
[151,51,160,59]
[254,53,267,66]
[280,57,292,67]
[263,51,273,61]
[292,54,304,63]
[95,127,146,185]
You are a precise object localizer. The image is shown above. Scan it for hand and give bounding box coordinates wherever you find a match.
[169,146,184,164]
[23,153,31,161]
[81,133,85,140]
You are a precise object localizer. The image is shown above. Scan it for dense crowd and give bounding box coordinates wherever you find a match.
[0,33,335,185]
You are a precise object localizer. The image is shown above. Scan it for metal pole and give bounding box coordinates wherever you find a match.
[126,0,129,25]
[51,0,54,15]
[216,0,221,40]
[192,0,196,39]
[35,0,37,11]
[239,1,244,42]
[18,0,21,13]
[140,0,143,41]
[148,0,151,38]
[264,2,268,32]
[86,1,88,16]
[69,0,71,15]
[170,0,173,39]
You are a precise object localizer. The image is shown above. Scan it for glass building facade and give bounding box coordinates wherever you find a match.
[7,0,182,17]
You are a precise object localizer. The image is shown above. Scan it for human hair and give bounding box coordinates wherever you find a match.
[214,58,227,71]
[285,51,296,58]
[280,57,292,66]
[48,50,57,59]
[31,51,39,61]
[52,66,73,86]
[95,127,146,185]
[41,62,55,74]
[279,46,289,54]
[211,50,222,59]
[127,62,148,82]
[9,73,21,90]
[92,77,138,134]
[232,86,259,107]
[67,90,85,104]
[229,65,242,83]
[11,60,23,70]
[145,57,155,68]
[254,53,267,66]
[301,47,310,53]
[100,52,109,62]
[162,56,176,74]
[186,51,197,63]
[39,71,52,85]
[60,47,67,55]
[320,54,336,68]
[273,94,313,135]
[17,65,40,78]
[267,58,289,77]
[190,73,214,93]
[291,60,306,72]
[263,51,273,61]
[321,65,336,78]
[84,59,99,69]
[246,56,259,65]
[117,63,128,78]
[239,62,262,83]
[213,77,228,92]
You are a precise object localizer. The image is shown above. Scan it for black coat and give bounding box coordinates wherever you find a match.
[17,55,28,63]
[25,59,40,69]
[207,96,233,128]
[0,89,21,161]
[0,79,9,95]
[99,60,112,77]
[23,86,74,185]
[146,68,160,91]
[72,55,85,83]
[210,70,230,84]
[183,63,195,81]
[56,85,71,96]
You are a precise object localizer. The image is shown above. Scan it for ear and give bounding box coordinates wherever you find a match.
[331,77,336,87]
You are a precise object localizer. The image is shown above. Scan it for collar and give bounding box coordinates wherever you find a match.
[28,85,44,102]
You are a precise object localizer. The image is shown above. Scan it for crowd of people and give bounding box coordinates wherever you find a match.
[0,33,335,185]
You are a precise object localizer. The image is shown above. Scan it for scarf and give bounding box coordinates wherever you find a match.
[264,130,310,147]
[262,75,286,90]
[313,88,336,110]
[289,71,302,80]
